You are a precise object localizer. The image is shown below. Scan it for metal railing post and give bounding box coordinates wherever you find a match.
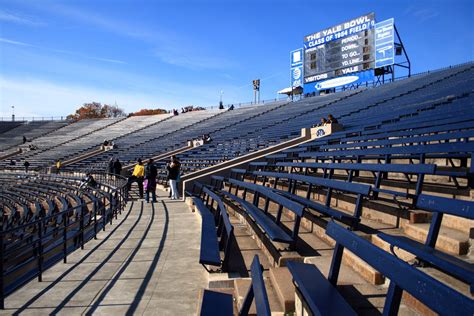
[37,220,43,282]
[63,214,68,263]
[93,200,98,240]
[0,228,4,309]
[109,192,113,225]
[80,205,85,250]
[102,196,107,231]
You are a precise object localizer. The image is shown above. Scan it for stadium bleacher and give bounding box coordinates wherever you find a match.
[0,120,70,154]
[0,62,473,314]
[170,62,474,180]
[0,172,127,308]
[186,64,473,314]
[0,121,24,136]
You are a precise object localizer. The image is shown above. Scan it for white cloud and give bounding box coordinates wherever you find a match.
[51,49,126,65]
[404,6,439,23]
[47,4,234,70]
[0,37,35,47]
[0,77,160,117]
[0,37,126,65]
[153,47,234,70]
[0,76,247,118]
[0,10,45,26]
[412,9,439,22]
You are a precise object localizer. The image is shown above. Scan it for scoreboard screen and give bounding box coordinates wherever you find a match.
[303,13,376,84]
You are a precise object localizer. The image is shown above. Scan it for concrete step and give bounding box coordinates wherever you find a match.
[234,275,284,316]
[303,255,429,315]
[268,267,295,313]
[440,214,474,236]
[304,242,384,286]
[402,222,470,255]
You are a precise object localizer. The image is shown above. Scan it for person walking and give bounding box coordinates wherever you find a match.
[113,158,122,176]
[167,155,181,200]
[145,159,158,203]
[23,160,30,173]
[127,158,145,199]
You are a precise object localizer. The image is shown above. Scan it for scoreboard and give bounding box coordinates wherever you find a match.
[303,13,376,84]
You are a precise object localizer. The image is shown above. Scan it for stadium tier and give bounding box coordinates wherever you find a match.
[0,63,473,314]
[0,120,70,155]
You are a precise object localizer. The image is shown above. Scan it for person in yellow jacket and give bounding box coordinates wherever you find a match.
[127,158,145,199]
[55,159,62,174]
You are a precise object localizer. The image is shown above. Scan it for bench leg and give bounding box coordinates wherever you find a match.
[328,243,344,285]
[383,282,403,316]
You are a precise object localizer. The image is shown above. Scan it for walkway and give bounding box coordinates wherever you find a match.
[1,191,206,315]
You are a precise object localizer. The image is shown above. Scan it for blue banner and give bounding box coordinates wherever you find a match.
[304,70,374,93]
[290,48,304,87]
[375,18,395,68]
[290,48,303,67]
[291,65,303,87]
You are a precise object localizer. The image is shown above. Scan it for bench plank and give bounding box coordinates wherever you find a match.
[194,199,221,267]
[287,261,356,316]
[275,162,437,175]
[251,171,371,196]
[378,233,474,290]
[417,194,474,219]
[274,189,358,224]
[326,222,474,315]
[200,289,233,316]
[228,178,305,216]
[220,190,293,243]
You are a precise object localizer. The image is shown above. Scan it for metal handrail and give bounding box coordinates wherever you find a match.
[0,172,128,309]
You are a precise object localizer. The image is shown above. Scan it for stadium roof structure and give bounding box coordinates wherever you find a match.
[277,86,303,95]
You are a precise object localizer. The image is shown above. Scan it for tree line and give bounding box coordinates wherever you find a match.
[66,102,203,121]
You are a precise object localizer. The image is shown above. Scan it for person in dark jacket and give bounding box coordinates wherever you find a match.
[327,114,338,124]
[145,159,158,203]
[23,160,30,173]
[113,158,122,175]
[107,157,115,175]
[166,155,181,200]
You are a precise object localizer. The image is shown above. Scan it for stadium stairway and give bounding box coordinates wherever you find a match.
[0,190,207,315]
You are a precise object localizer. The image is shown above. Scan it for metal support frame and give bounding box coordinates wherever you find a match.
[374,23,411,87]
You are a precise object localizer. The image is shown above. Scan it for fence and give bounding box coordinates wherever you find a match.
[0,172,128,309]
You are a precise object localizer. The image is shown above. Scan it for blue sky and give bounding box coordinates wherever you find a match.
[0,0,472,118]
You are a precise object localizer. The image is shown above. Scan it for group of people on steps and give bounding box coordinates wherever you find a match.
[126,155,181,202]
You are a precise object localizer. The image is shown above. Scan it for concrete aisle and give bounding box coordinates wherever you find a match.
[1,191,206,315]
